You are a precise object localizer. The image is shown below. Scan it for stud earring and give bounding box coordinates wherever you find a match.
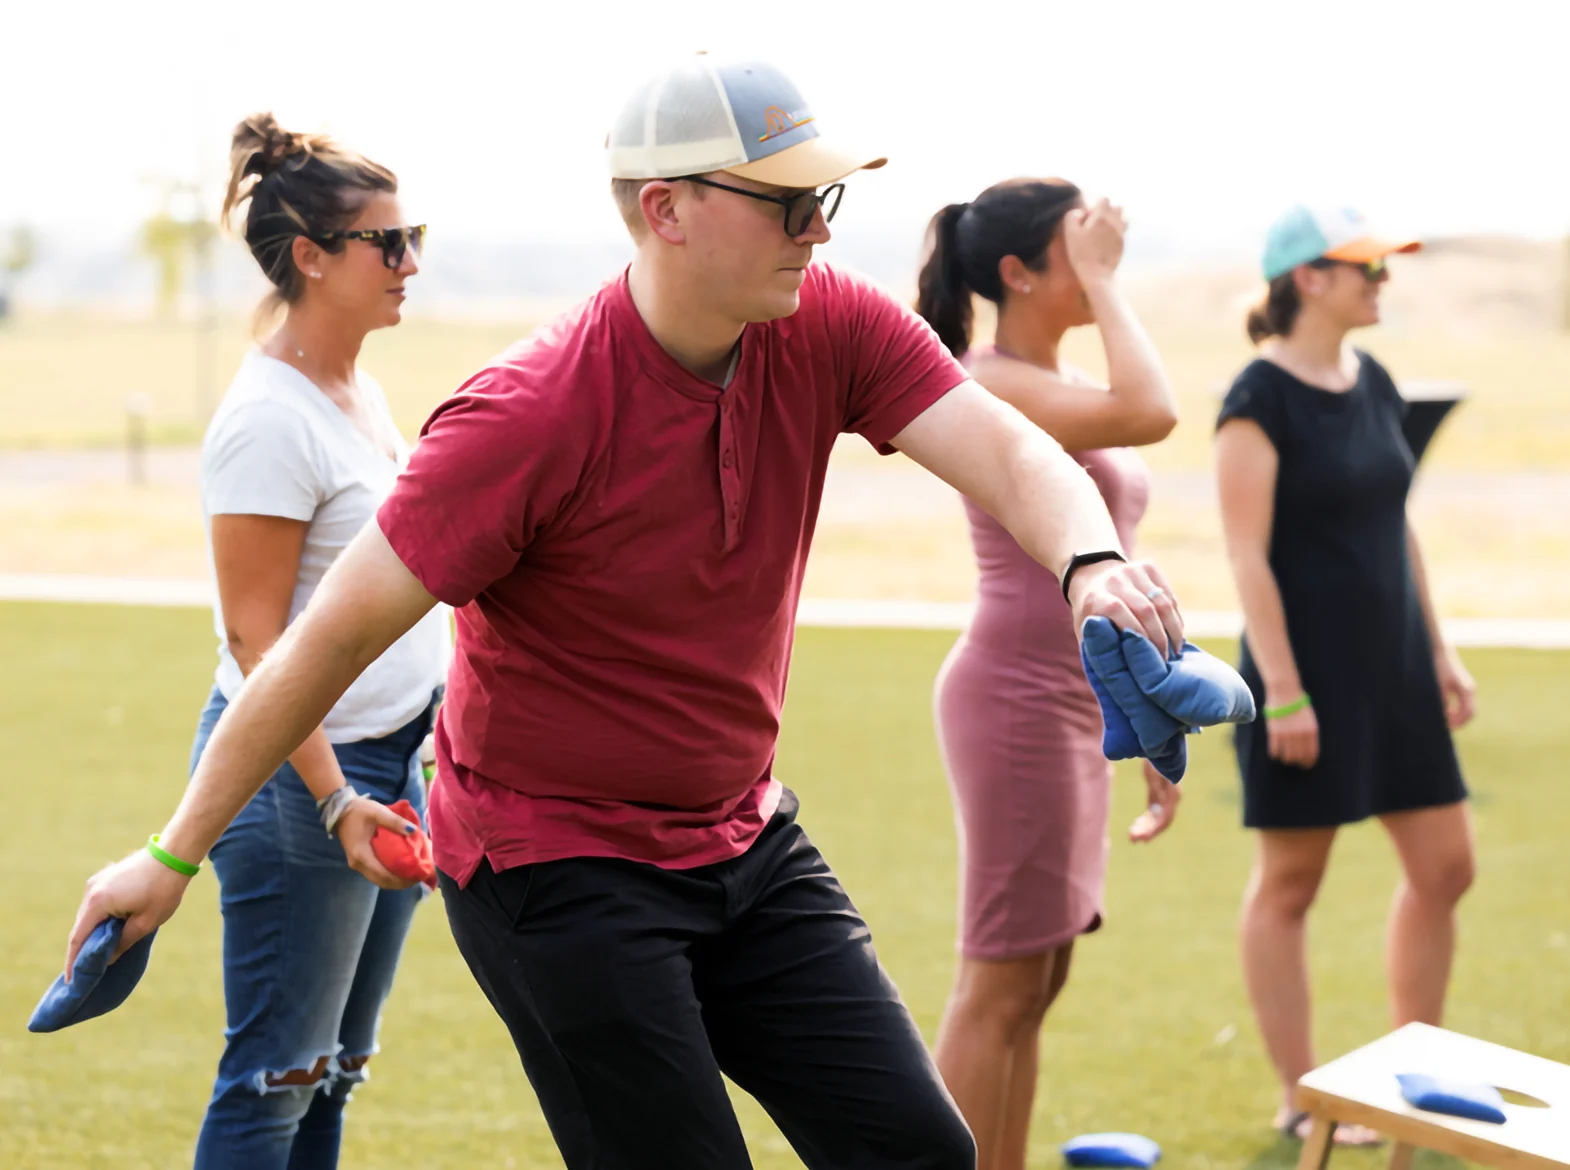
[1022,284,1032,293]
[310,272,322,280]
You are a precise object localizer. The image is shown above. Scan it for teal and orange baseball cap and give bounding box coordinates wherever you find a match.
[1261,204,1422,281]
[605,53,886,189]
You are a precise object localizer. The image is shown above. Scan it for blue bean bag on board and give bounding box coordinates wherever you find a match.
[1396,1073,1508,1125]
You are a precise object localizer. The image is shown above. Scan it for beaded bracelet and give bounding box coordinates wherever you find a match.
[315,786,361,837]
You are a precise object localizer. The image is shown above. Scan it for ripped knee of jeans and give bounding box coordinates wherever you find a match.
[320,1049,375,1103]
[260,1054,332,1091]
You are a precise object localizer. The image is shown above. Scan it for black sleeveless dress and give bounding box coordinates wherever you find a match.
[1216,351,1467,829]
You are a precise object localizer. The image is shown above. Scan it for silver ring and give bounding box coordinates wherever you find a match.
[1146,588,1164,601]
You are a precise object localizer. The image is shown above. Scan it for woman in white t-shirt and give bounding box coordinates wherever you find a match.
[185,114,450,1169]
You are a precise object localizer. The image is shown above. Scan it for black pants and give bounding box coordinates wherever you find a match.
[439,789,975,1170]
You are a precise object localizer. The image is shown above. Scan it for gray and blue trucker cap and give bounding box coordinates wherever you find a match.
[606,52,886,188]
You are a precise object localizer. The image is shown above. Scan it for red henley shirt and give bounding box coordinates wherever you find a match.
[376,262,967,886]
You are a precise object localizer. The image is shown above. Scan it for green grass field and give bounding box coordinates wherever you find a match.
[3,603,1567,1168]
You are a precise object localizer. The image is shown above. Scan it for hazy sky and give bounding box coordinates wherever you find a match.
[7,0,1568,260]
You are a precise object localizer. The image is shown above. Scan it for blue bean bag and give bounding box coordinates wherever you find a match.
[1079,617,1256,782]
[28,918,157,1033]
[1062,1132,1162,1167]
[1396,1073,1508,1125]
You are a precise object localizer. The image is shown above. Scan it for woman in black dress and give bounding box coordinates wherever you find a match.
[1214,205,1476,1146]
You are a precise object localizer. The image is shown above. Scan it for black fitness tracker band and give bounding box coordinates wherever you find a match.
[1059,549,1127,602]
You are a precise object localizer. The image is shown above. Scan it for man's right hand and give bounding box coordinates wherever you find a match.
[1068,557,1185,660]
[66,849,192,973]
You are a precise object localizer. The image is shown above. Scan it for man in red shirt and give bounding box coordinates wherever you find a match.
[69,55,1184,1169]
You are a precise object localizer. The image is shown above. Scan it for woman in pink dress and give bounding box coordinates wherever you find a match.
[915,178,1181,1170]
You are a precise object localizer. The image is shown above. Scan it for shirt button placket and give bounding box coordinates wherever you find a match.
[719,404,740,551]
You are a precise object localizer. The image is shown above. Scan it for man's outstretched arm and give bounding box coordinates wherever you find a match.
[66,522,438,969]
[891,379,1184,654]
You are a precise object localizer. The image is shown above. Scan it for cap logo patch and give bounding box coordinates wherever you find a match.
[760,105,814,142]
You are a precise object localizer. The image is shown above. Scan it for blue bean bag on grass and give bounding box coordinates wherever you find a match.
[1062,1132,1162,1167]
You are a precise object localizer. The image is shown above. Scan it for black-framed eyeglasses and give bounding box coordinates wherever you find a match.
[313,224,427,269]
[678,176,844,237]
[1309,256,1387,281]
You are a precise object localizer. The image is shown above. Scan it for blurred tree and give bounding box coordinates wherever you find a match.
[0,224,37,321]
[139,181,216,319]
[1563,233,1570,332]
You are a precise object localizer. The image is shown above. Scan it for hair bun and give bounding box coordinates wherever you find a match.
[234,113,312,179]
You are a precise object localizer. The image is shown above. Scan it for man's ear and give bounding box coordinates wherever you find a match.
[640,180,687,246]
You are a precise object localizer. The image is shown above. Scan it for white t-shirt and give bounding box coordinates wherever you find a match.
[200,351,451,743]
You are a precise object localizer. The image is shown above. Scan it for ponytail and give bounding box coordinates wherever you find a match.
[916,202,974,357]
[914,179,1083,358]
[1246,272,1303,344]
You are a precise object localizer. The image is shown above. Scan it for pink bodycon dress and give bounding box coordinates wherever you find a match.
[933,368,1150,960]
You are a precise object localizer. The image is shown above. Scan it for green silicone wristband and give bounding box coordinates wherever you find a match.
[147,834,201,877]
[1264,694,1312,720]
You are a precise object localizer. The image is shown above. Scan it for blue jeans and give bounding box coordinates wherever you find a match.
[189,686,440,1170]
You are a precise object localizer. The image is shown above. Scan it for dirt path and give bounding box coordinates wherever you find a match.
[5,445,1567,617]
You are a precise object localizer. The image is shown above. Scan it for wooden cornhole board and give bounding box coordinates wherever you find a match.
[1295,1022,1569,1169]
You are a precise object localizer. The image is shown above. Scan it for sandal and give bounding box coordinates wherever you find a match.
[1277,1110,1386,1148]
[1277,1110,1313,1139]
